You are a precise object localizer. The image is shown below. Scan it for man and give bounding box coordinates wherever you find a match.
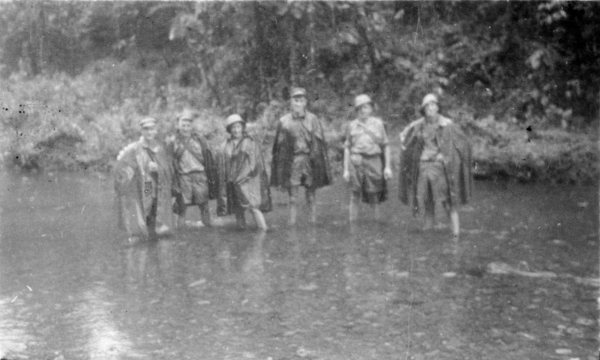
[271,87,331,225]
[343,94,392,221]
[167,109,217,228]
[114,117,174,242]
[398,93,472,237]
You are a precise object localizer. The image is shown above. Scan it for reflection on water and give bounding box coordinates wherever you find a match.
[0,296,32,358]
[77,284,138,359]
[0,173,598,359]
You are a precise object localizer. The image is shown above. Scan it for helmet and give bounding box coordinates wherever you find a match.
[290,87,307,98]
[139,117,157,128]
[178,109,196,122]
[421,93,438,109]
[354,94,372,108]
[225,114,244,128]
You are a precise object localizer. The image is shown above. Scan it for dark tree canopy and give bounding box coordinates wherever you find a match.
[0,1,598,123]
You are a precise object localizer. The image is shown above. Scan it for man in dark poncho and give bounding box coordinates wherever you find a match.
[167,110,218,228]
[271,87,331,225]
[114,117,174,242]
[398,93,472,237]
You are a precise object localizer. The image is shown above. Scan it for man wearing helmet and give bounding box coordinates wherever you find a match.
[114,117,174,242]
[398,93,473,237]
[167,109,218,228]
[271,87,331,225]
[342,94,392,222]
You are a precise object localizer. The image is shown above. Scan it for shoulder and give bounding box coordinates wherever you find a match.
[404,118,424,132]
[242,136,258,150]
[192,132,208,143]
[279,113,293,125]
[348,119,359,128]
[368,116,385,127]
[219,139,230,152]
[117,139,141,160]
[306,111,318,120]
[306,111,322,124]
[438,116,454,127]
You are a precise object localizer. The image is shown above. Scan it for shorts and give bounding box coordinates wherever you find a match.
[416,161,450,214]
[289,154,313,189]
[349,153,384,199]
[180,172,209,205]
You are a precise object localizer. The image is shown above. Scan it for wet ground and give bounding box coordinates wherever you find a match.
[0,172,598,360]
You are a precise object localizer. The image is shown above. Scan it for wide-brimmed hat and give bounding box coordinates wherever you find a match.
[354,94,372,109]
[139,117,157,128]
[225,114,244,129]
[421,93,439,109]
[290,87,307,98]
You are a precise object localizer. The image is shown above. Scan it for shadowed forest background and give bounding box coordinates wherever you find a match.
[0,1,597,184]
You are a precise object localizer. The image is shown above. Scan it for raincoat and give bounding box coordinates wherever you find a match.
[398,116,472,214]
[114,137,174,237]
[271,111,331,190]
[168,132,218,215]
[217,135,272,216]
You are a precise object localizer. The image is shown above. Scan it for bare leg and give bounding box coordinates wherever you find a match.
[306,188,316,224]
[232,208,244,229]
[373,203,380,221]
[423,186,435,230]
[200,203,211,227]
[349,191,360,222]
[423,209,434,230]
[450,208,460,238]
[288,186,298,226]
[251,208,268,231]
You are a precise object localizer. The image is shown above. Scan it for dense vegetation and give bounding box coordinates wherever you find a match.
[0,1,597,183]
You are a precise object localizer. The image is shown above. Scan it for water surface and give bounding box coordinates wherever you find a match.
[0,173,597,359]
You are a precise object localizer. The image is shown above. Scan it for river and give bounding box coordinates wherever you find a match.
[0,172,597,359]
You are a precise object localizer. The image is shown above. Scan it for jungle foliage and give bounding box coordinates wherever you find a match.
[0,1,598,183]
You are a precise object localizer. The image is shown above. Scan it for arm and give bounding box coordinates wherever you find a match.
[380,120,392,180]
[399,118,422,149]
[342,124,351,182]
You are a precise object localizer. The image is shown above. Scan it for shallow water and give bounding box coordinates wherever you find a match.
[0,172,597,359]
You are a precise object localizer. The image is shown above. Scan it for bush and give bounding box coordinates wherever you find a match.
[463,115,598,185]
[1,59,597,185]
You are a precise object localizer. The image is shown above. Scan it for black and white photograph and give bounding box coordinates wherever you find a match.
[0,1,598,359]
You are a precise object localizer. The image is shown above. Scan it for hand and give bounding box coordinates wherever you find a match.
[343,170,350,182]
[148,161,158,172]
[435,153,445,163]
[384,167,392,180]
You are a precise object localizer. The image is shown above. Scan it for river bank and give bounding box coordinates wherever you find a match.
[2,114,597,186]
[1,70,597,185]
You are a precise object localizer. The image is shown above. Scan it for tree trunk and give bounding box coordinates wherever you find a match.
[27,6,40,75]
[355,6,381,93]
[38,3,45,73]
[288,13,297,87]
[254,3,268,101]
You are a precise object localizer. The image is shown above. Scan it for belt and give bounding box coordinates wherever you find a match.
[351,152,381,157]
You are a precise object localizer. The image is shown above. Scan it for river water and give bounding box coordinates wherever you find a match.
[0,172,597,360]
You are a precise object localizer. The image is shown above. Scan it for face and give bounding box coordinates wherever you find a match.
[357,103,373,119]
[141,125,157,142]
[424,102,439,118]
[229,122,243,139]
[178,119,193,137]
[291,96,307,116]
